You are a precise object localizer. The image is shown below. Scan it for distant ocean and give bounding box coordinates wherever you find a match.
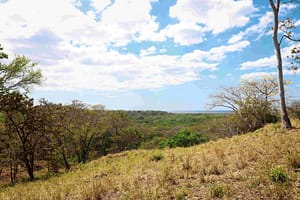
[170,110,232,114]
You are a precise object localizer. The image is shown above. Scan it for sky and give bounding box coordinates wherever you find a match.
[0,0,299,111]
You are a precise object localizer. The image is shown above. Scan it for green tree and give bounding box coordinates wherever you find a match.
[162,130,207,148]
[37,100,71,172]
[64,100,106,163]
[0,44,43,181]
[0,45,42,95]
[0,92,48,181]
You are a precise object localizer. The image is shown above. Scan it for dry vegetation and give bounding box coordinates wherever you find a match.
[1,120,300,200]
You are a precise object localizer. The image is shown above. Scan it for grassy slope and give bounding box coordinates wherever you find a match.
[1,121,300,200]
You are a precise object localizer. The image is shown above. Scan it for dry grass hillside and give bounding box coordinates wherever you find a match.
[1,120,300,200]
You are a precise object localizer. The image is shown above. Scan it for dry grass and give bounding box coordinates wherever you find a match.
[1,120,300,200]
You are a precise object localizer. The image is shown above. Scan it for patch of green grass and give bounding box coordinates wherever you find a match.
[269,166,289,184]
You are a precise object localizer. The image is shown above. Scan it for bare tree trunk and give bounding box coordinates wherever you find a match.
[269,0,292,128]
[61,152,70,171]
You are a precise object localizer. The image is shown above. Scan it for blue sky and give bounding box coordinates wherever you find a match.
[0,0,299,111]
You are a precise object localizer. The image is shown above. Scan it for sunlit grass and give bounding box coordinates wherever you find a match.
[1,120,300,199]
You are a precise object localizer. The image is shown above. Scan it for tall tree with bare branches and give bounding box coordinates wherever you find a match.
[269,0,300,128]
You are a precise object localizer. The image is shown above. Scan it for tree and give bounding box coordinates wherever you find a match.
[64,100,106,163]
[209,77,279,133]
[36,99,71,171]
[0,92,48,180]
[0,44,43,182]
[0,44,42,95]
[269,0,300,128]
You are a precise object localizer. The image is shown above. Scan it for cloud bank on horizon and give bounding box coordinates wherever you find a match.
[0,0,299,109]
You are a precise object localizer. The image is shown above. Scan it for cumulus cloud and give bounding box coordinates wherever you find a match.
[240,56,276,70]
[162,22,206,45]
[36,39,251,91]
[169,0,256,34]
[182,40,250,62]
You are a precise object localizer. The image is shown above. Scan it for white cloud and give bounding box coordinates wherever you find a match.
[228,33,244,44]
[240,45,298,70]
[241,56,276,70]
[99,0,163,45]
[182,40,250,63]
[163,22,206,45]
[240,72,276,80]
[170,0,256,34]
[37,49,218,91]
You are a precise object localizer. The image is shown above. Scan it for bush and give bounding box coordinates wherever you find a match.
[164,130,207,148]
[269,166,289,184]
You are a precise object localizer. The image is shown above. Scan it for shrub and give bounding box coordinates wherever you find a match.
[269,166,289,184]
[165,130,207,148]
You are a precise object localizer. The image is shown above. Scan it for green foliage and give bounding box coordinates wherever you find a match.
[269,166,289,184]
[0,55,42,94]
[210,184,225,198]
[161,130,207,148]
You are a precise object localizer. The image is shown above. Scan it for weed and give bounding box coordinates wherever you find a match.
[269,166,289,184]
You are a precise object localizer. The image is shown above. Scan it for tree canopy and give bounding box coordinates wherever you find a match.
[0,44,42,95]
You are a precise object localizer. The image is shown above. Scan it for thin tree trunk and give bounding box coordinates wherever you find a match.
[269,0,292,128]
[61,152,70,171]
